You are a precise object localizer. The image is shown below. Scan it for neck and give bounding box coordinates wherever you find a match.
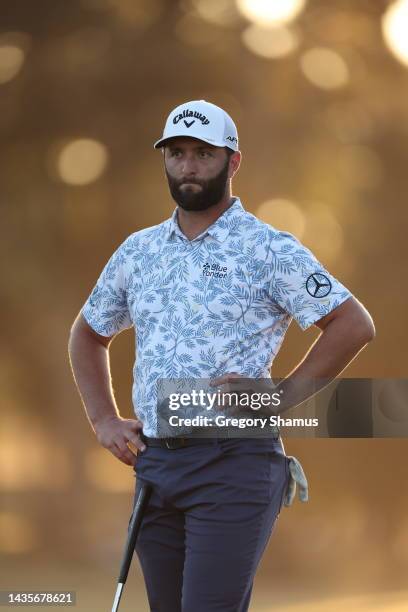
[176,191,235,241]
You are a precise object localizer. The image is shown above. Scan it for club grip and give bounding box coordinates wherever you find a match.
[118,483,152,584]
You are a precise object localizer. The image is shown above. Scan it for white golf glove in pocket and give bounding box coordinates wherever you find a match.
[283,456,309,506]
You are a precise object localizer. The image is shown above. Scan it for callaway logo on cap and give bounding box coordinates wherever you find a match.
[153,99,239,151]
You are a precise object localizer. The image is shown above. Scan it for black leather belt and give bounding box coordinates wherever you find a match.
[140,433,218,449]
[140,433,280,449]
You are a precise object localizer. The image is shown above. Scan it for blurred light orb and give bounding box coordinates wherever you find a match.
[300,47,349,90]
[256,198,306,238]
[58,139,108,186]
[242,24,298,59]
[382,0,408,67]
[0,414,72,490]
[0,513,38,554]
[0,45,25,84]
[236,0,306,26]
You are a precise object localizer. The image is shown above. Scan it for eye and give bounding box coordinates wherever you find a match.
[169,150,181,157]
[198,150,213,158]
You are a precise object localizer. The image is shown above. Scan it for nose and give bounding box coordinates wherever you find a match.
[180,152,199,178]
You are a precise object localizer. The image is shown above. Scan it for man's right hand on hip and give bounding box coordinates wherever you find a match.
[94,415,146,466]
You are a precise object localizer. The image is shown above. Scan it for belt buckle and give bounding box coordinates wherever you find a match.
[165,437,185,449]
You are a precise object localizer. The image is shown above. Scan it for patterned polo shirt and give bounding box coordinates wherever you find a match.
[81,197,353,436]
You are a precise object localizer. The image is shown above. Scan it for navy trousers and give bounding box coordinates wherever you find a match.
[131,437,289,612]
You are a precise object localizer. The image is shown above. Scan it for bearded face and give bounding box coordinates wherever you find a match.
[164,141,232,211]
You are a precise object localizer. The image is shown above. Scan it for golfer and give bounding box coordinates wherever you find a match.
[68,100,375,611]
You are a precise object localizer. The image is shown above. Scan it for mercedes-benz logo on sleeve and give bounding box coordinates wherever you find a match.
[306,273,332,298]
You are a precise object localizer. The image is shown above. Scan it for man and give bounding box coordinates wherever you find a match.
[68,100,375,611]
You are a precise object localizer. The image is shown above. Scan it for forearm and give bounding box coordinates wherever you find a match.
[68,330,120,430]
[275,317,373,414]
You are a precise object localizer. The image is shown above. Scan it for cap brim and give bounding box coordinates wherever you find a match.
[153,135,232,150]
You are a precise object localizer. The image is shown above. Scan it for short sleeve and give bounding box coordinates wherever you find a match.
[268,231,353,331]
[81,240,133,337]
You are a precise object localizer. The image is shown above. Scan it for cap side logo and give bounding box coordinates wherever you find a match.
[173,108,210,126]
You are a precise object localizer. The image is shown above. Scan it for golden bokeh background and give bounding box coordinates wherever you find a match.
[1,0,408,610]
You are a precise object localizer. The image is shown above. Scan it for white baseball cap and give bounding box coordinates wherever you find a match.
[153,99,239,151]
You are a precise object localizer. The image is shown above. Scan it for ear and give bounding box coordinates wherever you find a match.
[228,151,242,179]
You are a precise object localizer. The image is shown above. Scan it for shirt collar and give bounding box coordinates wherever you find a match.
[166,197,245,243]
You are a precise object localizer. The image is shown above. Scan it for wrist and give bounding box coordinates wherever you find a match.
[92,411,121,430]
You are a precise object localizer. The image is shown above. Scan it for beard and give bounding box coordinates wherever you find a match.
[165,157,230,211]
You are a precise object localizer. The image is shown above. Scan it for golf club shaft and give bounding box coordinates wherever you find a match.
[111,482,152,612]
[111,583,124,612]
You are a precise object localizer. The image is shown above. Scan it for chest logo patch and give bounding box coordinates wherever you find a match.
[203,262,228,278]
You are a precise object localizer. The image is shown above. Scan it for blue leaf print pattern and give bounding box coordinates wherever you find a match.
[81,197,353,435]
